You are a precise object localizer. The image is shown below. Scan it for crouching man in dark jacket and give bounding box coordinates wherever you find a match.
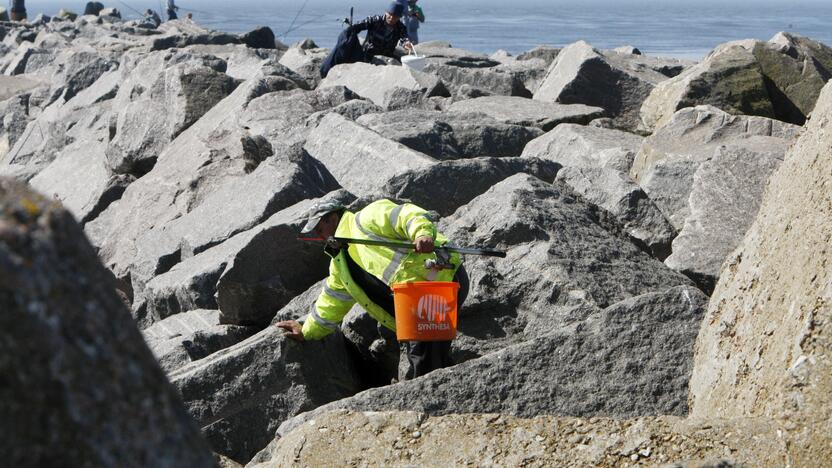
[320,2,414,77]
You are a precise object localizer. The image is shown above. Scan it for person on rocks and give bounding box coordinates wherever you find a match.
[276,199,469,380]
[144,9,162,28]
[10,0,27,21]
[404,0,425,44]
[319,2,414,78]
[166,0,179,20]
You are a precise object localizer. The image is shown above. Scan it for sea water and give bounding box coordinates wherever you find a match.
[22,0,832,60]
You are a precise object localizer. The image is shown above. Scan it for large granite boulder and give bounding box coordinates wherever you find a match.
[140,191,354,327]
[759,32,832,124]
[0,74,42,101]
[438,174,693,359]
[521,123,643,170]
[107,62,240,176]
[555,166,676,260]
[318,62,448,108]
[277,285,707,436]
[130,143,339,306]
[303,113,437,197]
[169,326,361,463]
[381,157,561,216]
[0,94,111,181]
[29,138,132,224]
[448,95,603,131]
[0,178,215,467]
[641,33,832,130]
[85,76,323,303]
[533,41,674,131]
[631,105,800,228]
[254,411,790,467]
[422,61,530,97]
[277,44,328,87]
[688,81,832,465]
[664,143,784,292]
[0,88,35,158]
[355,109,543,159]
[143,309,257,373]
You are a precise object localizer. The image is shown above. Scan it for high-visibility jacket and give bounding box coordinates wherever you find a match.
[301,200,461,340]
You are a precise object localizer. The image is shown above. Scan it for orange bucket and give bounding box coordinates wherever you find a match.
[391,281,460,341]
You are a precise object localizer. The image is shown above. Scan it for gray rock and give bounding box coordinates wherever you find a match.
[107,64,240,176]
[278,285,707,436]
[381,156,561,216]
[516,45,561,66]
[555,166,676,260]
[169,326,361,463]
[534,41,672,132]
[278,45,328,87]
[437,174,693,360]
[239,85,361,150]
[4,43,51,76]
[664,144,784,292]
[638,159,700,231]
[85,76,307,300]
[631,106,800,228]
[318,62,447,108]
[240,26,276,49]
[0,91,32,156]
[494,57,551,95]
[56,49,117,101]
[422,61,529,97]
[642,33,832,131]
[131,144,339,312]
[29,138,133,224]
[356,109,543,159]
[416,44,496,67]
[448,95,603,131]
[306,98,382,125]
[521,123,643,169]
[150,22,242,51]
[303,112,437,197]
[143,309,257,373]
[0,74,42,101]
[641,42,774,131]
[141,191,354,327]
[0,178,215,467]
[1,97,111,181]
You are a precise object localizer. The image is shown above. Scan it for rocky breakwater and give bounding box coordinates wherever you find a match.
[2,11,831,465]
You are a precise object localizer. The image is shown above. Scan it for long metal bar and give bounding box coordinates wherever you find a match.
[332,236,507,258]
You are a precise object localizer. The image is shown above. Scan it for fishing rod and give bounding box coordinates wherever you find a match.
[281,0,310,38]
[114,0,144,17]
[327,237,507,258]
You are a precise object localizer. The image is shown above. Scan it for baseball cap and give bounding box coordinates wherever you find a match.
[387,2,405,17]
[299,200,345,235]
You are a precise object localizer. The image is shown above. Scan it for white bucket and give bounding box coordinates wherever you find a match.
[401,54,426,72]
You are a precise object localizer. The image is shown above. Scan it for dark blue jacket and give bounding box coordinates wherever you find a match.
[349,15,409,58]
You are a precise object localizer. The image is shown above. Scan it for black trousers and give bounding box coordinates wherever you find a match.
[320,29,366,78]
[346,254,469,380]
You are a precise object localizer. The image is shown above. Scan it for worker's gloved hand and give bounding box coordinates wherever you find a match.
[276,320,305,342]
[414,235,434,253]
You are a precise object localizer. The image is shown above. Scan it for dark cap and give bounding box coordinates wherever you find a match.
[299,200,345,235]
[386,2,405,17]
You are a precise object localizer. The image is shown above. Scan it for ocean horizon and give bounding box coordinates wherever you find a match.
[18,0,832,60]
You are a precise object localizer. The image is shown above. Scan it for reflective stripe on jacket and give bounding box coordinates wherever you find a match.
[301,200,461,340]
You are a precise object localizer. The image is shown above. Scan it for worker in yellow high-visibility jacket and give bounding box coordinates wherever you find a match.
[276,198,469,379]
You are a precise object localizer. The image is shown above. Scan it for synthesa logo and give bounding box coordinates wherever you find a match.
[417,294,450,321]
[416,294,451,335]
